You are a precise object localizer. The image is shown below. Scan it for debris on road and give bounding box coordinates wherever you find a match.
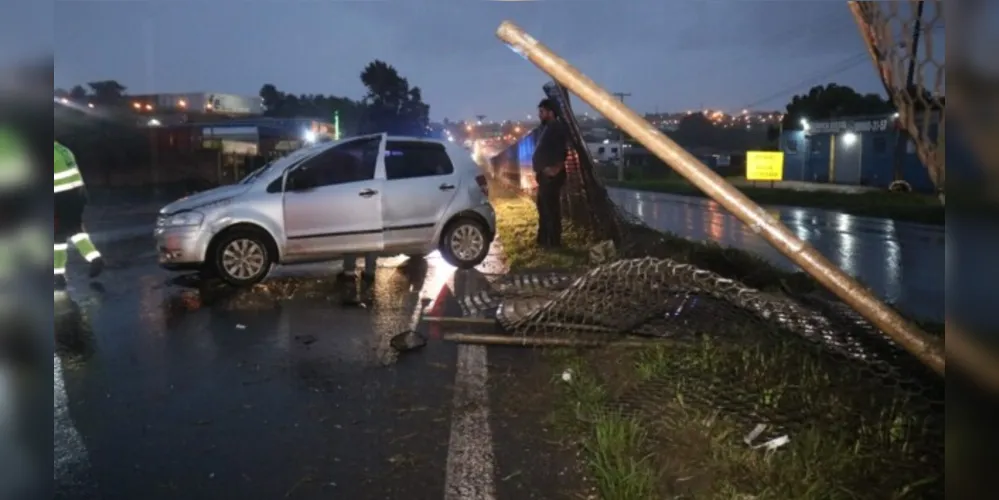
[743,423,789,451]
[589,239,617,264]
[294,334,317,346]
[389,330,427,352]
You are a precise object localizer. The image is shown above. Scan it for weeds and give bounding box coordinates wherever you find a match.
[493,188,943,498]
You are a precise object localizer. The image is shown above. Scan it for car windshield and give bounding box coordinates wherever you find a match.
[239,144,325,184]
[239,159,278,184]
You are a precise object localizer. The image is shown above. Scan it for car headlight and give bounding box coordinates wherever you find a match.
[159,211,204,228]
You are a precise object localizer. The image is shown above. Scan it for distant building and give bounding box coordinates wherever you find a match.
[149,117,337,157]
[128,92,265,118]
[777,112,973,193]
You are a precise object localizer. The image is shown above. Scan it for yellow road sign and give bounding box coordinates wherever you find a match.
[746,151,784,181]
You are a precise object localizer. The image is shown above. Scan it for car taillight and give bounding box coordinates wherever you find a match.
[475,175,488,197]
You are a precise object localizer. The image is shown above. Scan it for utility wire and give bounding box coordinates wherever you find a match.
[737,51,871,111]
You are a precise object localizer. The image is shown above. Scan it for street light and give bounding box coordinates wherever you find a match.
[842,131,857,146]
[800,118,810,131]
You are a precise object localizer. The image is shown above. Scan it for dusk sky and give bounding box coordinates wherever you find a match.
[51,1,944,121]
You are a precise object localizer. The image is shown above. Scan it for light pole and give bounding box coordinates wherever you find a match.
[612,92,631,181]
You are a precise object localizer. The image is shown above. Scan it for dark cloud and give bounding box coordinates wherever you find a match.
[50,0,925,120]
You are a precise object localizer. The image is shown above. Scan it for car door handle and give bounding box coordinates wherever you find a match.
[358,188,378,197]
[438,183,455,191]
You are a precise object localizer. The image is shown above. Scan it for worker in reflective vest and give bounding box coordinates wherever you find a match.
[0,129,46,287]
[54,141,104,289]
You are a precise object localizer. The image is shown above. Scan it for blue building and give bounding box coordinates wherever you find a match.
[779,112,981,194]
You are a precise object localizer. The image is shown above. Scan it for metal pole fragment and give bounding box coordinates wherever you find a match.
[494,20,944,376]
[442,333,669,348]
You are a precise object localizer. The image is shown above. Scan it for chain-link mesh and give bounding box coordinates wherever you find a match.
[483,76,944,495]
[850,1,947,194]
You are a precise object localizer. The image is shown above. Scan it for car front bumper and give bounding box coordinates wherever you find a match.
[154,225,212,270]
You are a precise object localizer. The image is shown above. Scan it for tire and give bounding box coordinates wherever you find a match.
[210,228,273,287]
[439,218,490,269]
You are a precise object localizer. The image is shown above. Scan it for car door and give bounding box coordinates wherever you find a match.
[380,140,460,252]
[281,134,386,261]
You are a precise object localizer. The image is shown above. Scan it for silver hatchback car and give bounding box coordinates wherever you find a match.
[154,133,496,286]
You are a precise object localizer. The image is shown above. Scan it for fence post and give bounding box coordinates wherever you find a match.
[495,20,944,376]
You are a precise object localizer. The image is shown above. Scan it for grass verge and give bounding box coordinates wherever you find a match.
[548,339,942,499]
[605,178,944,225]
[492,190,944,498]
[492,194,592,271]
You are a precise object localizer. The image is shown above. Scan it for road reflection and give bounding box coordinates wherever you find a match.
[609,188,945,322]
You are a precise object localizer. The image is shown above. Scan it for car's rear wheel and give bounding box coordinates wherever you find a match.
[211,228,273,287]
[439,218,490,269]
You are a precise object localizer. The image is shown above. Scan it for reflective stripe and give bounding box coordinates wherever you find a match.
[55,170,83,189]
[70,233,90,244]
[83,250,101,262]
[54,243,69,250]
[54,179,84,193]
[54,167,80,180]
[54,267,65,275]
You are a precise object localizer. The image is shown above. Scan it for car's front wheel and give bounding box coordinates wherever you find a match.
[211,229,273,287]
[439,218,490,269]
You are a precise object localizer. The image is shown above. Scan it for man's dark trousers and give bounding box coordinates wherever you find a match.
[536,174,564,247]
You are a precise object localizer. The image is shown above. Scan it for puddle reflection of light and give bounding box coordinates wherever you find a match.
[835,214,857,276]
[884,219,902,298]
[790,208,809,241]
[636,198,645,219]
[708,204,725,240]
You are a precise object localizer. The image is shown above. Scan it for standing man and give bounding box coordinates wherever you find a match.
[531,98,568,248]
[54,141,104,290]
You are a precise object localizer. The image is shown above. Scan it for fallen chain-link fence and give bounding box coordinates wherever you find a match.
[471,15,947,496]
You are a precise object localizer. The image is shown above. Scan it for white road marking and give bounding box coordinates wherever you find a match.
[444,344,497,500]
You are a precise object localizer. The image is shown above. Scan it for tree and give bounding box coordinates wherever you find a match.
[359,60,430,136]
[259,84,282,114]
[673,112,718,149]
[87,80,127,104]
[69,85,89,100]
[781,83,894,129]
[258,84,364,136]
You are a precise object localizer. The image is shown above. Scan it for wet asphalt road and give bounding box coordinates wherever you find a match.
[608,187,952,323]
[53,206,587,500]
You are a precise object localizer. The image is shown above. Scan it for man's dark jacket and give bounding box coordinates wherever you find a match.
[532,119,568,179]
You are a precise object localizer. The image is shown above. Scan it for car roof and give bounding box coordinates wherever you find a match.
[385,135,448,145]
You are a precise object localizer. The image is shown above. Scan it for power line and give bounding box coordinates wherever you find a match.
[738,52,870,111]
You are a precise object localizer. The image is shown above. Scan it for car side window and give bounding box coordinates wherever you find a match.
[384,142,455,181]
[286,137,379,191]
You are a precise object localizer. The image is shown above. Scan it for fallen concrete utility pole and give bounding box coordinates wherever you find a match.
[442,332,671,348]
[495,20,944,376]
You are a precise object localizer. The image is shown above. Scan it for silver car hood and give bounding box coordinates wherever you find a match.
[160,184,250,214]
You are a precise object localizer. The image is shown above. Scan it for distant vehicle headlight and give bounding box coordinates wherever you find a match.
[158,211,204,228]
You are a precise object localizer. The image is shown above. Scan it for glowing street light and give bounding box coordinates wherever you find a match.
[800,118,809,131]
[842,131,858,146]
